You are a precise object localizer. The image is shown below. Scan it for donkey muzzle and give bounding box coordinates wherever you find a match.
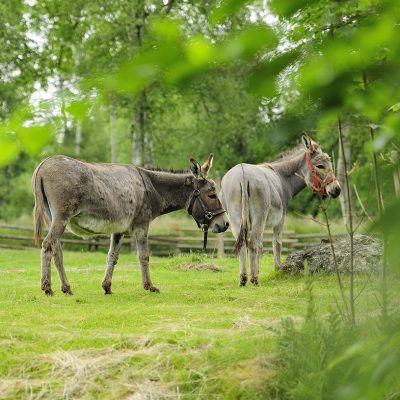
[211,213,229,233]
[327,181,341,198]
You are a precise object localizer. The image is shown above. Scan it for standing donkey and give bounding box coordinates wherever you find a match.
[32,154,229,295]
[220,135,341,286]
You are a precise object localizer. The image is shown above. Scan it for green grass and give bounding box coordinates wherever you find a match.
[0,249,383,399]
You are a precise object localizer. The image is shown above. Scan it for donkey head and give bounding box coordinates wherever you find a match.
[302,135,341,199]
[187,154,229,233]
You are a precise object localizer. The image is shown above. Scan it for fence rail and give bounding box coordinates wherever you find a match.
[0,224,340,256]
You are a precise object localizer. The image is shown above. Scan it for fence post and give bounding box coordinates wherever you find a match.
[215,170,225,257]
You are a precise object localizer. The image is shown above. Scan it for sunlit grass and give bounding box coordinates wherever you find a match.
[0,249,383,399]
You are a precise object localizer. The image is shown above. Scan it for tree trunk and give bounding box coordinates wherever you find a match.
[110,97,117,163]
[131,109,142,165]
[337,118,354,225]
[58,76,68,145]
[74,119,82,156]
[391,150,400,198]
[130,8,153,167]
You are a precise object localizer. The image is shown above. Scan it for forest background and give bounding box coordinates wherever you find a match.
[1,0,398,226]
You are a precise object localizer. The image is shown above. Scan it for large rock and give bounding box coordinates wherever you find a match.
[282,234,383,274]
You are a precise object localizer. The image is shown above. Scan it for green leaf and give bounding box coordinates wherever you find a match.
[65,100,91,119]
[210,0,249,24]
[0,136,19,166]
[107,61,159,94]
[17,125,53,154]
[248,50,299,97]
[185,36,216,67]
[148,17,181,42]
[165,62,201,85]
[217,26,278,63]
[269,0,317,17]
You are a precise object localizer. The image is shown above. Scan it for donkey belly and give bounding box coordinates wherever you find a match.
[68,214,131,237]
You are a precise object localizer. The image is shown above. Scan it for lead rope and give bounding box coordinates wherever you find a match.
[186,188,225,252]
[202,225,208,252]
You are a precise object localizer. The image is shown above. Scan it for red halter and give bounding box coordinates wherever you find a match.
[305,152,337,197]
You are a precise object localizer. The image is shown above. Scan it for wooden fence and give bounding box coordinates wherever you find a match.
[0,224,338,257]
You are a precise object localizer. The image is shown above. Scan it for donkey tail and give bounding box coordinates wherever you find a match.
[32,162,48,247]
[235,167,250,253]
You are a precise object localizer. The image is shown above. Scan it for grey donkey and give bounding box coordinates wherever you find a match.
[220,135,341,286]
[32,154,229,295]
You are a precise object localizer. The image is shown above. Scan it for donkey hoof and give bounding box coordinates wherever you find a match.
[239,274,248,287]
[102,282,112,294]
[144,284,160,293]
[62,286,73,295]
[250,276,259,286]
[44,288,54,296]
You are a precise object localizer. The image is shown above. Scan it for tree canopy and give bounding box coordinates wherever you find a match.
[0,0,399,222]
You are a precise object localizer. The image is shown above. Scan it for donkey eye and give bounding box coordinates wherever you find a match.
[316,165,325,169]
[208,194,217,199]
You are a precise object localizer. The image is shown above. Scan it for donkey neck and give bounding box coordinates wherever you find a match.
[269,151,309,201]
[140,169,193,216]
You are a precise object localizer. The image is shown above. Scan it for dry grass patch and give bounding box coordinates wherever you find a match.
[178,261,222,272]
[233,315,303,330]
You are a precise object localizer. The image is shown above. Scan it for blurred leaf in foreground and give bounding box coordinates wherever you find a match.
[248,50,299,97]
[65,100,91,120]
[210,0,249,24]
[0,135,19,166]
[0,105,55,166]
[269,0,318,17]
[17,125,53,154]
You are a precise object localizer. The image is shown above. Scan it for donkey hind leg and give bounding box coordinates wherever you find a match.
[229,216,248,286]
[135,227,159,293]
[54,242,72,294]
[102,233,124,294]
[273,220,284,270]
[41,219,68,295]
[249,214,267,286]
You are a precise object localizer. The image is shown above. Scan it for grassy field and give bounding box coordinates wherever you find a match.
[0,248,382,399]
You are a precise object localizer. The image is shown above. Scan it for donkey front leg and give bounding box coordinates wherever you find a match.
[273,220,284,270]
[102,233,124,294]
[134,227,159,293]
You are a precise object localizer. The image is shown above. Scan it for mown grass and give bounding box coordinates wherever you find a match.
[0,248,382,399]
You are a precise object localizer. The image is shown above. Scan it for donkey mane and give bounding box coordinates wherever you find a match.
[145,166,189,174]
[268,145,304,163]
[258,145,306,177]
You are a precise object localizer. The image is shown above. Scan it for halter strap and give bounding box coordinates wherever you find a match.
[187,188,225,251]
[305,153,337,196]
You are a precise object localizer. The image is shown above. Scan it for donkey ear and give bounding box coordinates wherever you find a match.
[302,134,315,153]
[201,153,214,178]
[190,158,202,178]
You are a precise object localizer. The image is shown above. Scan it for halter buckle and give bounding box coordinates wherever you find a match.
[205,211,213,220]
